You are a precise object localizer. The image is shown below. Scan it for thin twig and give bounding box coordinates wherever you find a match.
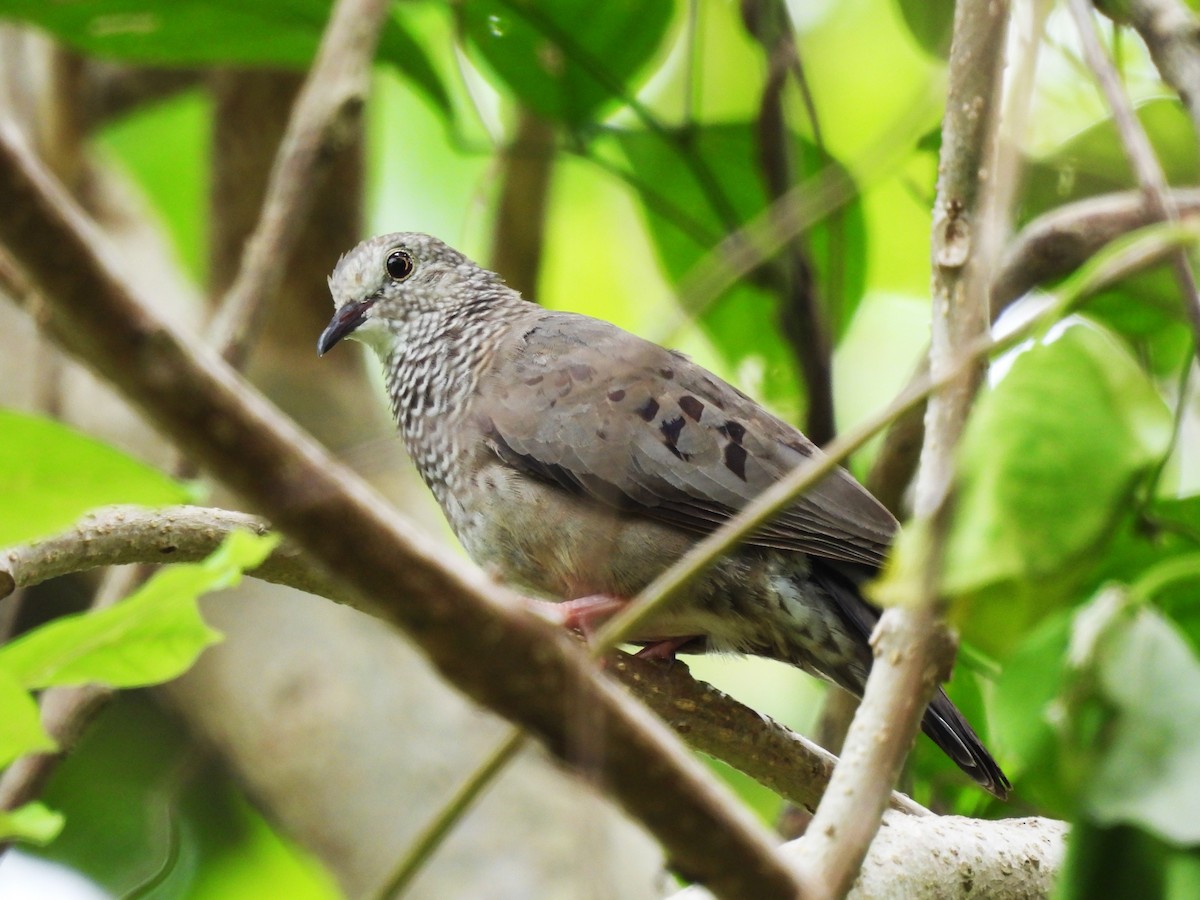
[1069,0,1200,360]
[742,0,836,444]
[375,729,527,899]
[206,0,391,369]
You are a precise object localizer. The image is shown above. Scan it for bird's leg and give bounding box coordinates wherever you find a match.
[634,637,696,662]
[526,594,702,663]
[523,593,627,636]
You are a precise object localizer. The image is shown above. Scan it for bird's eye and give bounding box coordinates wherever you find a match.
[386,250,414,281]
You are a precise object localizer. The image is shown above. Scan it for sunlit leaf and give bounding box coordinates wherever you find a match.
[943,320,1171,595]
[0,531,277,689]
[0,802,65,846]
[0,409,189,549]
[0,667,55,770]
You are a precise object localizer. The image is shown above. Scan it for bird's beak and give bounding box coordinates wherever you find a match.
[317,299,372,356]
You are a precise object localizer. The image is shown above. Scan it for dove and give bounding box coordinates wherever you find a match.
[318,232,1010,799]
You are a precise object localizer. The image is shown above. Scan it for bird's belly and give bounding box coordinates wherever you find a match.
[452,464,694,602]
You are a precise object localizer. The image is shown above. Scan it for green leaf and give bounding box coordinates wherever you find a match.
[0,802,65,846]
[0,530,277,690]
[0,666,56,770]
[617,123,867,416]
[943,320,1171,596]
[461,0,673,126]
[1083,600,1200,844]
[0,409,189,548]
[0,0,450,119]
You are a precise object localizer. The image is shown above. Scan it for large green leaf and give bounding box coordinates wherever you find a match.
[0,0,451,118]
[460,0,673,126]
[945,320,1171,595]
[0,409,189,549]
[618,123,867,416]
[0,530,276,689]
[1076,593,1200,845]
[0,667,55,770]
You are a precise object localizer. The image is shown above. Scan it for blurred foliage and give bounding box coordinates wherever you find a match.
[0,0,1199,894]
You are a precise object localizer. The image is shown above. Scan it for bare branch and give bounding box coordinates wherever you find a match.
[679,812,1068,900]
[1116,0,1200,143]
[0,503,926,818]
[795,0,1012,894]
[743,0,836,444]
[206,0,390,368]
[1069,0,1200,359]
[489,110,556,300]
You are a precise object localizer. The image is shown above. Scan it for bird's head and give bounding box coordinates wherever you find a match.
[318,232,503,357]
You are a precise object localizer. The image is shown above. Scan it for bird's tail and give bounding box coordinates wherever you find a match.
[921,688,1011,799]
[806,561,1011,799]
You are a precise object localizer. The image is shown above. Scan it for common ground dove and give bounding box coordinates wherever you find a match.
[318,232,1010,799]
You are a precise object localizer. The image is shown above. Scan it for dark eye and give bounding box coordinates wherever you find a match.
[386,250,414,281]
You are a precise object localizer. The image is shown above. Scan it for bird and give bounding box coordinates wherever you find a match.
[318,231,1010,799]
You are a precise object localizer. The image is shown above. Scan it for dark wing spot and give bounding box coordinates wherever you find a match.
[718,420,746,444]
[678,395,704,421]
[636,397,660,422]
[724,443,748,481]
[569,363,596,382]
[596,428,607,440]
[659,366,675,380]
[786,439,813,457]
[524,375,544,386]
[607,389,626,402]
[661,415,685,448]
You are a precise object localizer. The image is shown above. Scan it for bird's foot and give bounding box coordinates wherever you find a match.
[635,636,698,664]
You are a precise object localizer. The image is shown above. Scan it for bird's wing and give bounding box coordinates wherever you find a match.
[478,311,896,569]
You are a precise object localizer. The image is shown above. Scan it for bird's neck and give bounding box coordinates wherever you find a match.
[382,287,525,491]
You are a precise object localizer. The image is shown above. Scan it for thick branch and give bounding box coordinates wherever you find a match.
[795,0,1012,896]
[0,503,926,818]
[680,812,1068,899]
[0,128,805,897]
[489,109,556,300]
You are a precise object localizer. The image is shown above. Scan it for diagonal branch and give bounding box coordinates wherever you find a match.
[793,0,1012,895]
[1069,0,1200,360]
[0,503,928,819]
[0,123,806,898]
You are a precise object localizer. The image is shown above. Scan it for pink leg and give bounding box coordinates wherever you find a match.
[525,593,628,636]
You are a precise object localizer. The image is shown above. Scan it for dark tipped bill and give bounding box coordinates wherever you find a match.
[318,299,372,356]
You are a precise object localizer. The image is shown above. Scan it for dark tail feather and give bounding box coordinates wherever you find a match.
[922,688,1011,799]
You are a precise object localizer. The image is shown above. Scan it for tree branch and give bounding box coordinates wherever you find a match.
[794,1,1012,895]
[677,812,1068,900]
[206,0,390,369]
[488,109,556,300]
[1069,0,1200,359]
[1116,0,1200,144]
[0,503,926,818]
[0,126,808,897]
